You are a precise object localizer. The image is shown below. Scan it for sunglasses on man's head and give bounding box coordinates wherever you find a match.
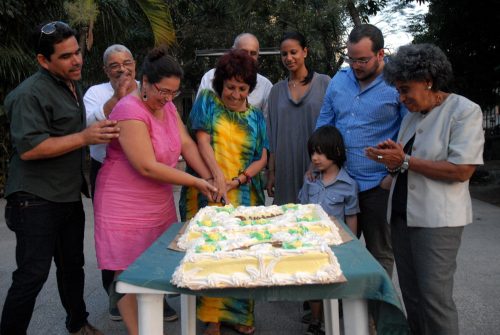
[40,21,69,35]
[38,21,70,47]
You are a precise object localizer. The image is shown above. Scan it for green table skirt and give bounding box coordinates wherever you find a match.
[119,222,409,334]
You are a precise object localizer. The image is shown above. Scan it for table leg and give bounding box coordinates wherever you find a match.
[323,299,340,335]
[181,294,197,335]
[137,293,164,335]
[343,299,369,335]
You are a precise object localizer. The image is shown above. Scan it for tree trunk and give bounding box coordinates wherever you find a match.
[346,0,362,27]
[79,26,88,58]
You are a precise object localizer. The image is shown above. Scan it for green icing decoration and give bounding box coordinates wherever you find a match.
[202,232,227,242]
[215,205,235,213]
[195,242,220,253]
[281,204,298,211]
[288,226,309,235]
[250,230,272,241]
[282,240,312,249]
[295,213,319,222]
[197,219,214,227]
[253,218,270,225]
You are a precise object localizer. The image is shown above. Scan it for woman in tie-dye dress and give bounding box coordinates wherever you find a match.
[179,49,268,335]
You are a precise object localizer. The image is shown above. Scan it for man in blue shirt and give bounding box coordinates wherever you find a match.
[316,24,406,277]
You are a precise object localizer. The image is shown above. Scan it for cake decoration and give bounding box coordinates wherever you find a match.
[172,204,345,289]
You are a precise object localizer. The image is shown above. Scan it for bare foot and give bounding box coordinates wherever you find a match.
[203,322,221,335]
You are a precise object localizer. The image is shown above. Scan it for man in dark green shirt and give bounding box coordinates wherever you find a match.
[1,21,119,335]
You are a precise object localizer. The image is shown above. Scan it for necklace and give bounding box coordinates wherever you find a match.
[289,74,308,88]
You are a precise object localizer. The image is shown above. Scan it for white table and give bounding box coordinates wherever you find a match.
[116,281,369,335]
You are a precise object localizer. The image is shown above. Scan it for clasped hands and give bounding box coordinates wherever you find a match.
[365,139,405,170]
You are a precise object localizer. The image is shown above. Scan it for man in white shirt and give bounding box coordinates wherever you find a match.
[196,33,273,112]
[83,44,178,323]
[84,44,138,196]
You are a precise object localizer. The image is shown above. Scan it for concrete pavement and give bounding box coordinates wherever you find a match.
[1,194,499,334]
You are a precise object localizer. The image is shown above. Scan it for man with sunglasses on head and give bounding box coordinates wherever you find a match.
[83,44,179,323]
[196,32,273,113]
[316,24,407,278]
[1,21,119,335]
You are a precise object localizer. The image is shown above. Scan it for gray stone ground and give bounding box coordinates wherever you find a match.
[1,181,499,334]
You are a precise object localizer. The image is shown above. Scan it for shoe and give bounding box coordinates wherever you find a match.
[301,311,312,324]
[69,322,104,335]
[108,307,122,321]
[164,301,178,322]
[167,293,180,298]
[305,321,325,335]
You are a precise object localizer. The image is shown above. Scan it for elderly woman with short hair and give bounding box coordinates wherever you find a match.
[365,43,484,335]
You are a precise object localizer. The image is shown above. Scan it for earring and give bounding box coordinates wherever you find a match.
[427,85,432,90]
[142,91,148,101]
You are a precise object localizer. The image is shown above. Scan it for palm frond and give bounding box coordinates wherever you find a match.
[133,0,176,47]
[0,44,37,88]
[64,0,100,26]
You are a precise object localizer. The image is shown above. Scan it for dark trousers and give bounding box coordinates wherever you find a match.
[1,193,88,334]
[90,158,115,295]
[357,186,394,277]
[391,211,462,335]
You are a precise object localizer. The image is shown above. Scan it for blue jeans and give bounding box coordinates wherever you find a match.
[0,192,89,334]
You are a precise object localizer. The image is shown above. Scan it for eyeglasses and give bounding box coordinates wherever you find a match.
[243,49,258,58]
[38,21,69,47]
[343,55,374,65]
[153,83,181,98]
[106,60,135,71]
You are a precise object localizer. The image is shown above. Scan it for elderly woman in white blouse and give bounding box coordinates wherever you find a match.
[365,43,484,335]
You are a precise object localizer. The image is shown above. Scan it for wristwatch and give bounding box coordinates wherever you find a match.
[400,154,411,173]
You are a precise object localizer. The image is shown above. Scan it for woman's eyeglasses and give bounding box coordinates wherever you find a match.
[153,83,181,98]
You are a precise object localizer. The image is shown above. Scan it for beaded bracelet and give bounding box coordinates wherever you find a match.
[385,165,401,174]
[232,176,242,187]
[242,170,252,185]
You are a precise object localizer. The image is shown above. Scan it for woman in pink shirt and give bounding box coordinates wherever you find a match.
[94,47,216,335]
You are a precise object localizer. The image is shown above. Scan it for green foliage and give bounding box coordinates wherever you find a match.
[64,0,100,26]
[170,0,349,90]
[0,0,171,194]
[0,0,65,101]
[410,0,500,108]
[134,0,176,47]
[79,0,156,89]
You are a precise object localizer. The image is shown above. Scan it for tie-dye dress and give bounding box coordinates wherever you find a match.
[179,89,268,326]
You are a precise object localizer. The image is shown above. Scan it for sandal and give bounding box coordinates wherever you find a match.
[203,322,221,335]
[222,322,256,335]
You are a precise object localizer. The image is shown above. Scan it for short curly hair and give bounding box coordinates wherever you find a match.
[384,43,453,91]
[212,49,257,96]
